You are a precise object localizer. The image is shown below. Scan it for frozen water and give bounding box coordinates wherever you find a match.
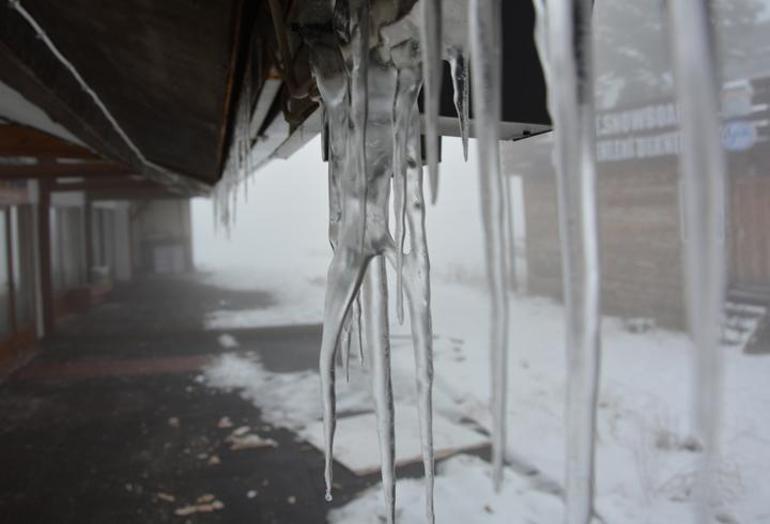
[307,4,436,521]
[448,49,470,161]
[469,0,509,491]
[665,2,729,521]
[533,0,602,523]
[420,0,443,204]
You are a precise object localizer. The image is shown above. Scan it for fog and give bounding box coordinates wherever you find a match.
[193,136,495,286]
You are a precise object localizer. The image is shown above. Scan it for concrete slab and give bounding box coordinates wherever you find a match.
[301,406,489,476]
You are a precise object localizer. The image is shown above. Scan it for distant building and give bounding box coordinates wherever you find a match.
[505,75,770,329]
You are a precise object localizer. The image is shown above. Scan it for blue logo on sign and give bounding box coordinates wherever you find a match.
[722,121,757,152]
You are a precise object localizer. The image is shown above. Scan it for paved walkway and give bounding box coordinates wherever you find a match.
[0,274,378,524]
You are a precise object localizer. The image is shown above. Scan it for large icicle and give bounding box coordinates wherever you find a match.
[313,24,400,507]
[362,256,396,523]
[665,2,728,521]
[533,1,602,523]
[308,4,436,519]
[307,20,366,502]
[419,0,443,204]
[448,48,470,161]
[469,0,509,491]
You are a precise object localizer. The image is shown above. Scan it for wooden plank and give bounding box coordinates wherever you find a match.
[0,123,97,159]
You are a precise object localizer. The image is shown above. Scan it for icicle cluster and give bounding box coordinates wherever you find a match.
[304,2,454,521]
[212,52,255,232]
[309,1,510,520]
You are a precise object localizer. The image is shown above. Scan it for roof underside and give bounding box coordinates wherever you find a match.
[0,0,244,188]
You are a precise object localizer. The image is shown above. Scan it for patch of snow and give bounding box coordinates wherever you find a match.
[202,353,367,432]
[201,269,325,330]
[328,454,563,524]
[217,334,240,349]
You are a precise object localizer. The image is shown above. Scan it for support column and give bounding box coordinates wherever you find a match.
[5,208,17,335]
[37,180,54,337]
[84,196,93,283]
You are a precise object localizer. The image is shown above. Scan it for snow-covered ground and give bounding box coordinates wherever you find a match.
[192,136,769,523]
[200,268,770,524]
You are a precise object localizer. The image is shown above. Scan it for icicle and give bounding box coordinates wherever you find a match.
[308,5,435,518]
[448,48,470,161]
[363,256,396,524]
[533,1,602,522]
[354,295,365,365]
[308,32,359,504]
[503,175,517,292]
[665,2,728,521]
[419,0,443,204]
[341,310,354,381]
[402,101,436,524]
[351,0,370,254]
[392,43,421,325]
[392,71,408,325]
[315,48,399,507]
[469,0,509,491]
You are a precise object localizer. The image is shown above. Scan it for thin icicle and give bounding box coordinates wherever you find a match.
[448,48,470,161]
[503,175,518,292]
[351,0,370,253]
[665,2,728,521]
[469,0,509,491]
[402,103,436,524]
[392,42,421,325]
[354,295,365,365]
[341,319,352,381]
[363,256,396,524]
[533,1,602,523]
[419,0,443,204]
[392,71,408,325]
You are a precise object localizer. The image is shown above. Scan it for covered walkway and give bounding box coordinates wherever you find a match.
[0,274,378,524]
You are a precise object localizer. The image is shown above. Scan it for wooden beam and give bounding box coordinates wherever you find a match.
[0,123,97,159]
[0,161,132,179]
[52,178,158,193]
[88,187,182,201]
[51,176,148,191]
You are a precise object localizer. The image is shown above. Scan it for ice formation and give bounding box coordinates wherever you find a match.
[665,2,728,521]
[419,0,443,204]
[212,1,726,522]
[306,2,440,522]
[448,48,470,161]
[468,0,510,492]
[533,1,603,522]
